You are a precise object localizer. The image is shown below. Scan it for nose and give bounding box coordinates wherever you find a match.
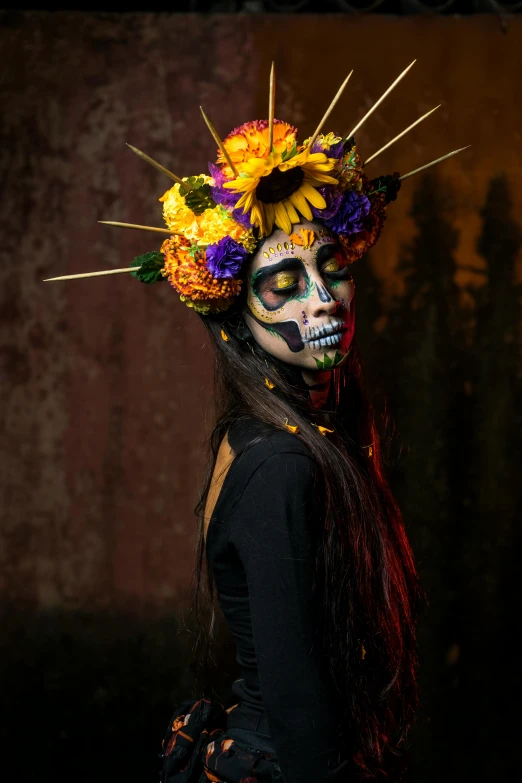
[307,278,340,318]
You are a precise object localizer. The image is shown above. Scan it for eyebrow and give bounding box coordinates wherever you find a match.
[251,257,305,289]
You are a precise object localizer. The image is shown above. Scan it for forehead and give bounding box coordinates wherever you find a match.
[250,225,338,273]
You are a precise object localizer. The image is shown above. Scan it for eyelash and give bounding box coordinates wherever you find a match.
[271,282,298,294]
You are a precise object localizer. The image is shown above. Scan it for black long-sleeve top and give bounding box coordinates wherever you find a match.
[206,416,350,783]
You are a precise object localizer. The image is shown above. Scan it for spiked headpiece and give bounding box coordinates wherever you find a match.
[45,61,468,315]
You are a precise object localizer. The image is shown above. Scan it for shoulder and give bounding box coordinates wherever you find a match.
[222,416,318,501]
[227,415,314,467]
[226,419,323,550]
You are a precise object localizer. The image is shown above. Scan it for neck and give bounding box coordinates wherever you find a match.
[301,369,331,409]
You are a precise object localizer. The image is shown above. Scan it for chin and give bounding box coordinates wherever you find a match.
[310,347,351,371]
[286,346,352,372]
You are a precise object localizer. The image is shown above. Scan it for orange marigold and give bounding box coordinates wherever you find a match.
[161,236,241,314]
[217,119,297,177]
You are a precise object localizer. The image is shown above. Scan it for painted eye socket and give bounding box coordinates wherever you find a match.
[321,252,353,281]
[322,257,341,274]
[272,272,298,291]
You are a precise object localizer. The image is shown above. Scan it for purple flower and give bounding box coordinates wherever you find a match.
[205,236,249,279]
[208,162,225,188]
[323,190,371,235]
[208,162,252,228]
[311,187,344,221]
[230,202,253,228]
[311,138,345,158]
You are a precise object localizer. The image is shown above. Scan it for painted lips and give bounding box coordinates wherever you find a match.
[305,319,347,350]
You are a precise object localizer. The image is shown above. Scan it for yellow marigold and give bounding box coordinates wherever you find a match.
[160,176,256,252]
[161,236,241,314]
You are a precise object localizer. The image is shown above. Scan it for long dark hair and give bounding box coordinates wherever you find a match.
[191,296,423,780]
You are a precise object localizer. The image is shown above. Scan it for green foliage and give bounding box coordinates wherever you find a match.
[179,176,216,215]
[343,137,356,161]
[188,243,202,258]
[281,141,297,162]
[130,252,166,284]
[313,351,344,370]
[178,176,203,197]
[367,174,401,203]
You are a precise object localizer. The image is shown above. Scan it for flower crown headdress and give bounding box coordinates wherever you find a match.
[45,61,468,315]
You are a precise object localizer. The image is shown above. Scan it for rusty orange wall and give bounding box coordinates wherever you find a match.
[1,12,521,610]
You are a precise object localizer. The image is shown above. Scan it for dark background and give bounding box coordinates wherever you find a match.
[1,9,521,783]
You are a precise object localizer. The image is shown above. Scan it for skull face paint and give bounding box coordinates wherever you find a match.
[244,221,355,371]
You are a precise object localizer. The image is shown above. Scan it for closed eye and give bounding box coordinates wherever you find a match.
[321,251,352,282]
[324,266,352,281]
[271,272,299,292]
[252,257,309,311]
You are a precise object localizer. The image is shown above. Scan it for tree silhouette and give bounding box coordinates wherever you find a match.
[465,175,522,778]
[372,173,479,783]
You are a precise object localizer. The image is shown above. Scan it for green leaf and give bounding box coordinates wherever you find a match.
[188,243,201,258]
[130,251,166,284]
[179,176,205,197]
[367,174,401,204]
[281,141,297,162]
[323,353,334,369]
[314,350,349,370]
[184,182,216,215]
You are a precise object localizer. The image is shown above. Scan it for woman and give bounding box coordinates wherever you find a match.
[188,222,420,783]
[46,63,465,782]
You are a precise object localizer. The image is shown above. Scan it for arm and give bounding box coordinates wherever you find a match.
[230,447,350,783]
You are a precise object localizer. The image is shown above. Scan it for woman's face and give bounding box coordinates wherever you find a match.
[244,221,355,371]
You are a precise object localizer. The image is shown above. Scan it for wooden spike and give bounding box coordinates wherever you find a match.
[308,70,354,151]
[99,220,173,235]
[363,104,441,166]
[399,145,471,181]
[346,60,417,140]
[43,267,142,282]
[268,61,276,150]
[126,144,184,184]
[199,106,239,178]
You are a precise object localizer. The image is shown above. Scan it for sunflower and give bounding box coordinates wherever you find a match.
[223,148,339,236]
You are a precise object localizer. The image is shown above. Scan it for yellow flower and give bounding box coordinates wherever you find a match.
[223,149,338,237]
[302,131,343,151]
[160,175,256,252]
